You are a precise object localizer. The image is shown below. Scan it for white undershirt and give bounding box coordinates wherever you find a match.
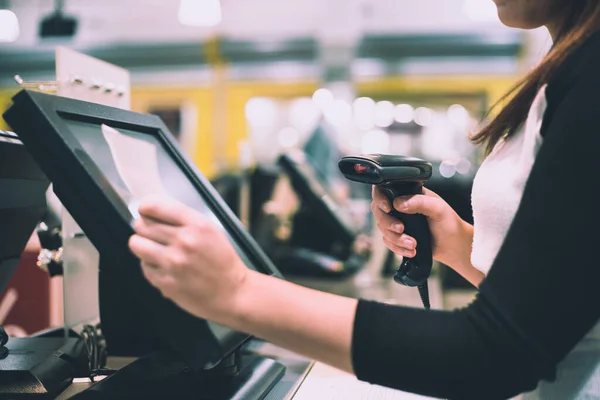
[471,86,547,275]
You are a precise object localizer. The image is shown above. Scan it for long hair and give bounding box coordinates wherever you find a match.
[470,1,600,154]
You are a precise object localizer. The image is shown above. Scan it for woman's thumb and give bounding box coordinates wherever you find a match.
[392,193,445,220]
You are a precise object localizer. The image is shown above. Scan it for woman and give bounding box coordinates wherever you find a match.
[128,1,600,398]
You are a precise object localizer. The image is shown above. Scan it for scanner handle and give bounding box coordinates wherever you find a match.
[379,185,433,287]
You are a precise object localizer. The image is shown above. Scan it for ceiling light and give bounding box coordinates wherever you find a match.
[439,161,457,178]
[374,101,395,128]
[414,107,434,127]
[278,127,300,148]
[456,158,472,175]
[361,130,390,154]
[324,100,352,127]
[290,97,320,132]
[245,97,278,128]
[447,104,470,128]
[353,97,376,130]
[179,0,222,27]
[0,10,19,42]
[312,88,334,110]
[395,104,414,124]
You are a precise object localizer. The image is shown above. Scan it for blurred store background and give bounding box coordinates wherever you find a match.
[0,0,553,333]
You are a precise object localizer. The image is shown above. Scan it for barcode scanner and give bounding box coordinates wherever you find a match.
[339,154,433,309]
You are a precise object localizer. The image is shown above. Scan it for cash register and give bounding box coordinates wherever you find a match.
[2,90,286,399]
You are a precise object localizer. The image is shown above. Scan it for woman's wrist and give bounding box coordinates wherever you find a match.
[223,267,268,331]
[440,220,484,287]
[435,219,470,266]
[218,267,357,372]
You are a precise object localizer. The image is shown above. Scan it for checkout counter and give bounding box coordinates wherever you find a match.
[0,90,441,399]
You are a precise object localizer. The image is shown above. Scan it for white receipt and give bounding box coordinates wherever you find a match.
[101,124,167,217]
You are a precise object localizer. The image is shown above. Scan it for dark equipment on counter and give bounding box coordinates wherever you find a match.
[339,154,433,309]
[69,350,284,400]
[0,325,7,358]
[277,153,359,262]
[0,130,50,296]
[276,153,369,279]
[210,149,371,280]
[0,335,90,398]
[0,130,90,398]
[3,90,285,399]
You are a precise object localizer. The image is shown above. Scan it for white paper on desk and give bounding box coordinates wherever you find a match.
[101,124,167,218]
[293,362,432,400]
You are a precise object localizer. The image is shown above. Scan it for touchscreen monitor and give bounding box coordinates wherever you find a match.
[3,90,282,369]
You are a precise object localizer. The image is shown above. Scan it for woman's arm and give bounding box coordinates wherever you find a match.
[350,55,600,398]
[226,270,358,373]
[130,50,600,399]
[222,68,600,396]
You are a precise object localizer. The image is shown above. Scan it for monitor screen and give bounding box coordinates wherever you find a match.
[63,118,259,274]
[303,124,340,186]
[304,125,371,201]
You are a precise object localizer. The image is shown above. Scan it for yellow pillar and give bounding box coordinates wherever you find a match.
[204,36,233,172]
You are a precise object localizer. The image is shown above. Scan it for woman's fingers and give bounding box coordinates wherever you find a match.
[382,236,417,258]
[422,187,442,199]
[129,234,170,267]
[372,187,418,252]
[140,261,170,279]
[378,226,417,250]
[372,204,405,234]
[392,193,445,221]
[372,186,392,213]
[133,216,178,245]
[137,195,192,226]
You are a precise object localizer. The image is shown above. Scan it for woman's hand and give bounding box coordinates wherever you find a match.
[128,195,248,322]
[128,196,358,373]
[372,186,484,287]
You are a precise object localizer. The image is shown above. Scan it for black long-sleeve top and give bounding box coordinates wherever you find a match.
[351,31,600,400]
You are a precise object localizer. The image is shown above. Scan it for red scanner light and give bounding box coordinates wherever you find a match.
[354,163,368,174]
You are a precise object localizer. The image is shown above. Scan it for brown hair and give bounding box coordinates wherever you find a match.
[471,1,600,155]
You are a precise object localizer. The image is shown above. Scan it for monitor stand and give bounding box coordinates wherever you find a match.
[70,349,286,400]
[0,336,85,398]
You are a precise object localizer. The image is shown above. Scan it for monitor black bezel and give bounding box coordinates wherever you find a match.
[3,90,283,367]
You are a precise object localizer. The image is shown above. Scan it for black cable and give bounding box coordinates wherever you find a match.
[81,325,97,371]
[89,369,117,382]
[96,323,108,369]
[418,282,431,310]
[80,324,116,381]
[0,325,7,347]
[0,325,8,359]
